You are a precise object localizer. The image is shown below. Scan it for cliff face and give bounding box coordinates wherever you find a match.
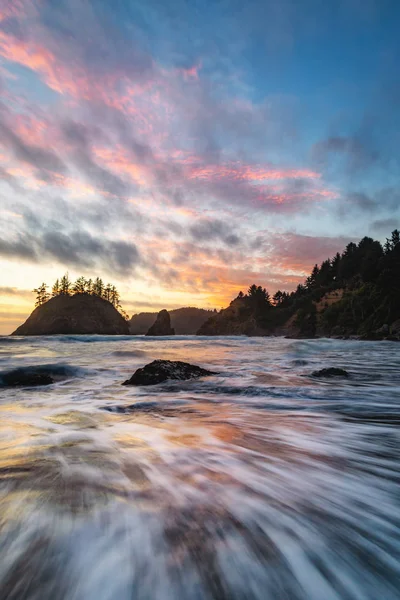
[146,309,175,336]
[130,307,214,335]
[12,294,130,336]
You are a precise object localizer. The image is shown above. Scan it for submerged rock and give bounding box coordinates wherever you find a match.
[0,369,54,387]
[122,359,216,386]
[0,364,79,388]
[311,367,349,378]
[146,310,175,336]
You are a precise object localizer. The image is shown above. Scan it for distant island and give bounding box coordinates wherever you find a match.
[12,274,130,336]
[130,307,215,335]
[197,229,400,340]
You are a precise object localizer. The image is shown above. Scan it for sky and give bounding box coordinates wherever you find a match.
[0,0,399,334]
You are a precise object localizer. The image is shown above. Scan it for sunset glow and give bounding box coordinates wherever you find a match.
[0,0,398,333]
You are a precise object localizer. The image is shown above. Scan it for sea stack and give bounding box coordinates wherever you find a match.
[12,294,130,335]
[145,309,175,336]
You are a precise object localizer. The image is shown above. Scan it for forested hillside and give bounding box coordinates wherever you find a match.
[198,230,400,339]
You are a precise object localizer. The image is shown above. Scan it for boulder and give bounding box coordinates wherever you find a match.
[311,367,349,378]
[146,310,175,336]
[122,359,216,386]
[12,294,130,336]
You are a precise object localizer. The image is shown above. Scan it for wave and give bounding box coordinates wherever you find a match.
[0,337,23,345]
[52,335,137,343]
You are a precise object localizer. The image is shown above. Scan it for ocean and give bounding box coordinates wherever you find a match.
[0,335,399,599]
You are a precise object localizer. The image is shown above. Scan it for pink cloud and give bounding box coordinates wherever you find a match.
[267,232,353,271]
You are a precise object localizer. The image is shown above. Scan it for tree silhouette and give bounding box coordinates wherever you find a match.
[93,277,104,297]
[247,285,270,305]
[306,264,320,289]
[52,279,60,297]
[59,273,71,295]
[110,285,120,308]
[390,229,400,249]
[33,283,49,307]
[273,290,283,305]
[73,276,87,295]
[103,283,112,302]
[86,278,93,295]
[32,273,128,319]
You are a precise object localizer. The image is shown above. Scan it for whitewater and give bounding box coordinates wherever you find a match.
[0,335,399,599]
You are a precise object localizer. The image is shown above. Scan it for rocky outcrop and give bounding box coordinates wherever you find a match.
[311,368,349,378]
[122,359,216,386]
[197,297,265,336]
[146,310,175,336]
[12,294,130,336]
[130,307,214,335]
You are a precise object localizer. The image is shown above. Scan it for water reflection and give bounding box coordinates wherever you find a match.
[0,336,399,599]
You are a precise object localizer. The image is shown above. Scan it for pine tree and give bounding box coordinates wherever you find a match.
[85,278,93,295]
[52,279,60,297]
[296,284,306,296]
[59,273,71,295]
[73,276,87,295]
[384,238,392,254]
[93,277,104,297]
[103,283,112,302]
[110,285,120,308]
[33,283,49,307]
[391,229,400,248]
[306,264,320,289]
[247,285,271,310]
[331,252,341,280]
[119,308,130,321]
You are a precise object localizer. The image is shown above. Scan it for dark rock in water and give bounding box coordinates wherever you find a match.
[1,369,54,387]
[311,367,349,378]
[146,310,175,336]
[0,364,78,387]
[12,294,129,336]
[122,359,216,386]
